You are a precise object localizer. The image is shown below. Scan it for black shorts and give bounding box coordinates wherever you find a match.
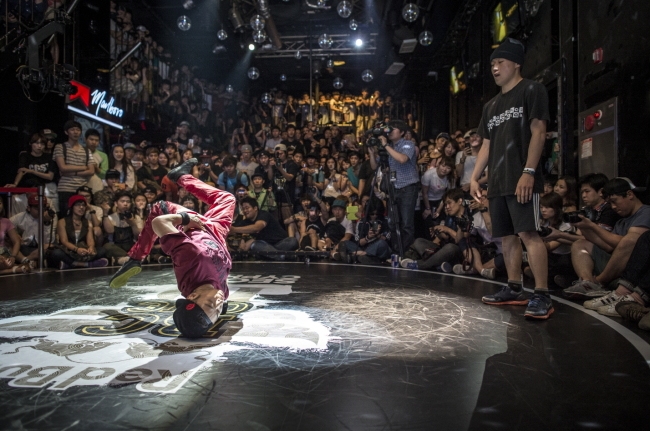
[488,194,541,237]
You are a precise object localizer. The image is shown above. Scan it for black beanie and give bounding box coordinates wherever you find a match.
[490,38,525,66]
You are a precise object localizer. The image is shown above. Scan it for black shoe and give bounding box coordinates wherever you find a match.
[167,158,198,183]
[109,258,142,289]
[357,255,380,265]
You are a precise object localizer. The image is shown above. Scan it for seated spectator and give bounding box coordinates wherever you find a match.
[522,192,576,284]
[564,178,650,300]
[248,172,275,213]
[320,157,346,199]
[158,151,171,169]
[399,188,468,271]
[103,191,142,265]
[421,155,455,220]
[4,133,56,216]
[237,144,258,178]
[49,195,108,269]
[9,194,57,267]
[285,195,317,240]
[450,194,504,280]
[53,120,96,217]
[554,175,578,212]
[0,246,32,275]
[338,198,392,264]
[295,200,328,251]
[143,186,160,205]
[543,174,558,197]
[164,143,181,168]
[1,198,28,268]
[229,197,298,258]
[75,186,104,246]
[93,169,123,208]
[217,156,249,194]
[324,199,354,257]
[136,146,166,190]
[109,143,136,191]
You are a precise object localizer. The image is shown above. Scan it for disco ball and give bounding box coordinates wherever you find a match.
[248,67,260,80]
[217,29,228,40]
[361,69,374,82]
[261,92,272,104]
[280,74,287,81]
[402,3,419,22]
[317,0,326,7]
[333,77,344,89]
[349,19,358,31]
[295,50,302,59]
[326,58,334,68]
[318,34,333,49]
[337,1,352,18]
[250,14,265,31]
[419,30,433,46]
[177,15,192,31]
[253,30,267,44]
[226,85,234,93]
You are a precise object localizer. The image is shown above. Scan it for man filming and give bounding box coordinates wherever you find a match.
[369,120,419,253]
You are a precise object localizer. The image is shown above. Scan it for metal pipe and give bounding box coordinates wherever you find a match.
[38,185,44,271]
[109,41,143,73]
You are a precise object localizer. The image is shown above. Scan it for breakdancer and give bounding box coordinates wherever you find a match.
[110,158,235,337]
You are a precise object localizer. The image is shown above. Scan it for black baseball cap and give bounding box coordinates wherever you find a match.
[173,298,212,338]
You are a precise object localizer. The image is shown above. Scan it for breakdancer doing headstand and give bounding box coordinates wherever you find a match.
[109,158,236,338]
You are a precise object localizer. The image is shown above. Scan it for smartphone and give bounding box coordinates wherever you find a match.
[188,139,194,149]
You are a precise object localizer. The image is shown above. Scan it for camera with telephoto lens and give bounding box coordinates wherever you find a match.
[365,122,393,148]
[454,215,473,232]
[562,208,595,224]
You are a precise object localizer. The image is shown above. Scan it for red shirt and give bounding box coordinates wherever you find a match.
[159,229,231,299]
[161,176,179,202]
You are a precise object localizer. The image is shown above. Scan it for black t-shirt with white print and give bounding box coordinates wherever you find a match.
[477,78,549,198]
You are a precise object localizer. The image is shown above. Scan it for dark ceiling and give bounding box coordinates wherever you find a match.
[127,0,463,95]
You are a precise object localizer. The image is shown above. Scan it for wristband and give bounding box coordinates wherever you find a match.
[523,168,535,176]
[179,212,191,226]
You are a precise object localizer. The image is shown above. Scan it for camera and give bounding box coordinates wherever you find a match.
[119,211,133,220]
[370,221,381,232]
[46,208,56,218]
[537,226,552,237]
[562,208,595,224]
[365,122,393,148]
[454,215,472,232]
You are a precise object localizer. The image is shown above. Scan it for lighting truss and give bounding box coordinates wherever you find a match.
[253,33,377,58]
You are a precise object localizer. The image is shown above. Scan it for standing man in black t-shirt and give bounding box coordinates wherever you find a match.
[269,144,300,221]
[470,38,553,319]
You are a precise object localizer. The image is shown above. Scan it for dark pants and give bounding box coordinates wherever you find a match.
[251,237,299,260]
[48,247,106,267]
[620,230,650,294]
[411,238,461,270]
[342,239,392,261]
[390,182,419,253]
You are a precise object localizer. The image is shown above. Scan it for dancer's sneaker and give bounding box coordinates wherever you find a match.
[109,258,142,289]
[563,279,609,299]
[167,158,198,183]
[482,285,529,305]
[524,293,554,319]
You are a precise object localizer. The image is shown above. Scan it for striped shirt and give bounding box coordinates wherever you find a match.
[387,138,419,189]
[53,142,96,192]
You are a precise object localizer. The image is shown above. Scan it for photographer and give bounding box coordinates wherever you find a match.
[369,120,420,252]
[103,191,141,265]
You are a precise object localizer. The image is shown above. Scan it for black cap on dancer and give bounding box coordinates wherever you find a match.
[173,299,213,338]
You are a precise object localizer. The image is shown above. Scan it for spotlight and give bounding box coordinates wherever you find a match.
[248,43,256,51]
[229,5,245,32]
[354,38,363,47]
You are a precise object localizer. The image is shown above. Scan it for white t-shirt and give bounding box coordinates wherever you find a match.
[421,168,449,201]
[471,212,503,254]
[456,152,478,186]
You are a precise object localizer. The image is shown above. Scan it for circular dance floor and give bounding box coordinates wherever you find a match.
[1,262,649,430]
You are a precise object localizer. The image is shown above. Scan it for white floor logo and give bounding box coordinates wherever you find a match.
[0,275,332,393]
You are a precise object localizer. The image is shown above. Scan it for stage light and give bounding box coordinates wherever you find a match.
[177,15,192,31]
[253,30,267,43]
[333,77,343,89]
[402,3,419,22]
[248,43,256,51]
[182,0,195,10]
[326,58,334,68]
[337,1,352,18]
[248,67,260,80]
[319,34,333,49]
[229,5,245,31]
[295,50,302,59]
[226,85,234,93]
[250,14,265,31]
[280,74,287,81]
[354,38,363,47]
[349,19,358,30]
[419,30,433,46]
[218,29,228,40]
[361,69,373,82]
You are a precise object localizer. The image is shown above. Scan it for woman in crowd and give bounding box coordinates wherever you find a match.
[132,192,149,231]
[554,175,578,212]
[320,157,346,199]
[157,152,170,170]
[102,191,141,265]
[49,195,108,269]
[108,143,136,191]
[181,148,194,163]
[421,155,455,222]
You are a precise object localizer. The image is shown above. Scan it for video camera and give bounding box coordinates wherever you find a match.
[365,122,393,148]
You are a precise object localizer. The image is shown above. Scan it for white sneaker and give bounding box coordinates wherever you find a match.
[597,296,636,316]
[453,264,478,275]
[400,258,415,269]
[584,291,630,310]
[481,268,496,280]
